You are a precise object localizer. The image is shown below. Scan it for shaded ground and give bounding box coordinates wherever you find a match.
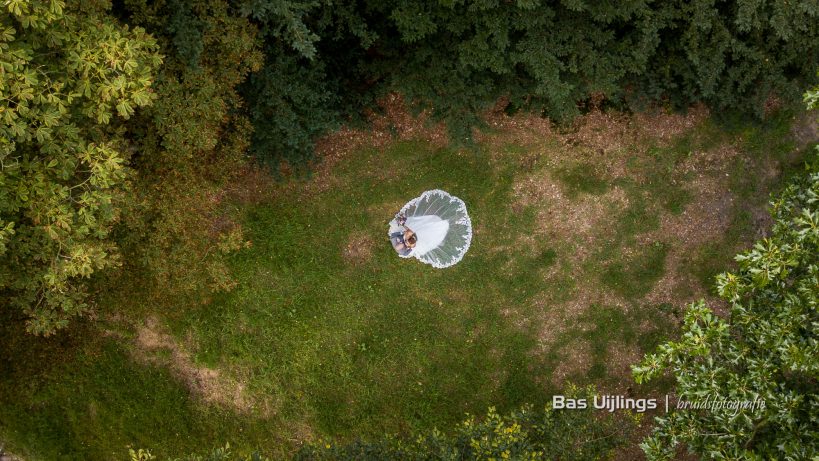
[0,100,814,460]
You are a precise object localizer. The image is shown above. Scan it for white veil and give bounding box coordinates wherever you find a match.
[388,190,472,268]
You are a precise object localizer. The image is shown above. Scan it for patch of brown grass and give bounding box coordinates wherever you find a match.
[224,164,277,206]
[134,316,271,415]
[535,278,627,360]
[632,105,709,145]
[305,94,449,195]
[343,232,375,265]
[791,110,819,150]
[604,341,644,388]
[495,106,777,365]
[521,182,630,261]
[550,339,593,387]
[480,104,708,170]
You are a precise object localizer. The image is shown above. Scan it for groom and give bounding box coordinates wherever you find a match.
[389,214,416,256]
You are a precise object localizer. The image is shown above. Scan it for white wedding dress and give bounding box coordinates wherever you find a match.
[388,190,472,268]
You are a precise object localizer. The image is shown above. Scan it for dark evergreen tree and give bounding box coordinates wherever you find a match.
[638,0,819,116]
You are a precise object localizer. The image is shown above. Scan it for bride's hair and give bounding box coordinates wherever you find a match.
[406,232,417,247]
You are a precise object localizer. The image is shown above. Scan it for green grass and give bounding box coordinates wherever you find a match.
[173,141,553,440]
[0,316,276,460]
[687,209,754,291]
[0,109,810,460]
[554,162,610,196]
[686,112,812,292]
[601,242,669,299]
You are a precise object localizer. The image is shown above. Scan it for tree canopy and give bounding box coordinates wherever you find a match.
[0,0,161,334]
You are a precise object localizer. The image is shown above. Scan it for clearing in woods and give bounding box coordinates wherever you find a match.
[0,100,814,460]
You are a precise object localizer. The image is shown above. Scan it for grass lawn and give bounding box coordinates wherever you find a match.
[0,105,813,460]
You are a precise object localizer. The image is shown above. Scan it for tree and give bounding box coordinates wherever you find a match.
[241,0,664,157]
[109,0,262,302]
[633,88,819,459]
[0,0,161,334]
[638,0,819,116]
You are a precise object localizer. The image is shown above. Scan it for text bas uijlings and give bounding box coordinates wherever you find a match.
[552,395,657,413]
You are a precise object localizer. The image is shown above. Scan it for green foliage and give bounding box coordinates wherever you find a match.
[237,0,378,169]
[0,0,161,334]
[639,0,819,117]
[243,51,339,170]
[112,0,263,301]
[295,387,634,461]
[383,1,657,127]
[165,0,206,69]
[633,148,819,457]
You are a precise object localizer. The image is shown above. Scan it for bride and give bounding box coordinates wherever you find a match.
[388,190,472,268]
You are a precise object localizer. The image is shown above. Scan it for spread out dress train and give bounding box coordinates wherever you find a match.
[388,189,472,268]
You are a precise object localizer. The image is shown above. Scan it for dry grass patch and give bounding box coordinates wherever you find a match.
[637,147,740,303]
[481,104,708,170]
[641,182,734,308]
[224,164,277,206]
[632,105,709,145]
[529,185,629,261]
[791,110,819,149]
[604,341,644,386]
[307,93,450,195]
[494,106,794,369]
[535,283,624,352]
[550,339,593,387]
[134,316,271,416]
[342,232,375,265]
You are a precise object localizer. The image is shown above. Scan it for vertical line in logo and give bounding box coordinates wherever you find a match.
[665,395,669,413]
